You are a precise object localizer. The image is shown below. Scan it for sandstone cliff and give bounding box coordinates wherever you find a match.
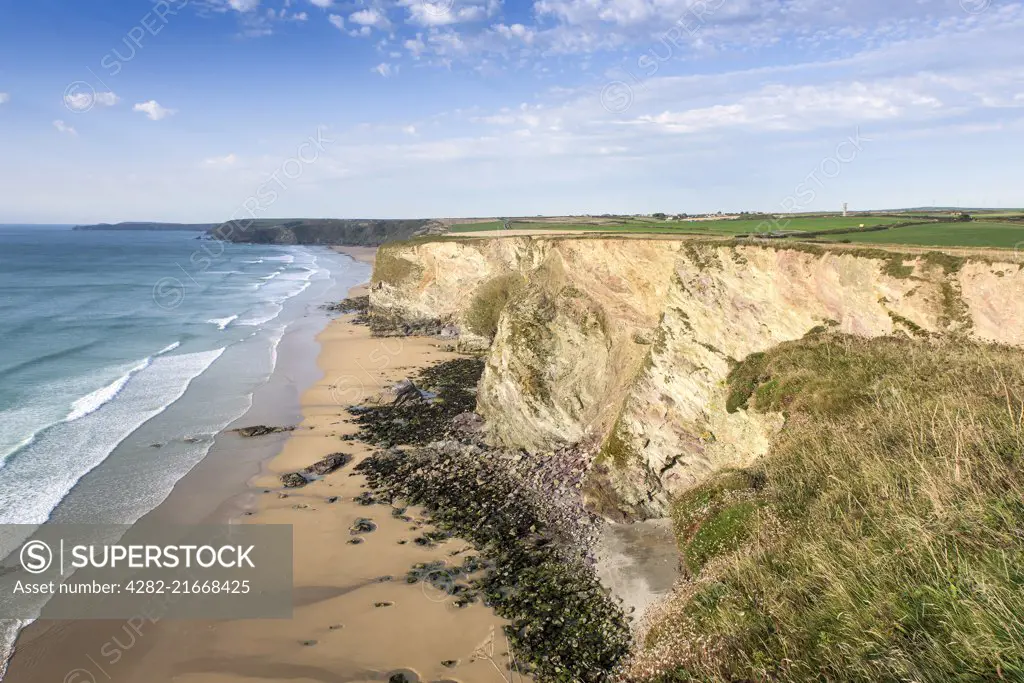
[370,237,1024,519]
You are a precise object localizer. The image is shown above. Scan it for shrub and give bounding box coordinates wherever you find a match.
[464,272,526,338]
[372,247,422,285]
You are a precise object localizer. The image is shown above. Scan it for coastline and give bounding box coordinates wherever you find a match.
[6,252,519,682]
[332,245,379,265]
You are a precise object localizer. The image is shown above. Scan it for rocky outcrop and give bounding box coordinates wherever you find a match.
[280,452,353,488]
[234,425,294,437]
[370,236,1024,519]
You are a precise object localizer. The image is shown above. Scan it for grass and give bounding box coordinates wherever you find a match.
[450,220,506,231]
[371,245,422,285]
[449,216,898,236]
[634,334,1024,682]
[818,221,1024,249]
[464,272,526,338]
[446,217,1024,250]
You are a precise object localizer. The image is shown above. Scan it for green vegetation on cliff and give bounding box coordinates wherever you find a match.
[372,245,423,285]
[638,334,1024,682]
[465,272,526,338]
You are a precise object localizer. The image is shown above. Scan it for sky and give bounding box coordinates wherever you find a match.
[0,0,1021,222]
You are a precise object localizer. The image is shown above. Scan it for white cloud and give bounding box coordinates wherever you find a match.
[228,0,260,11]
[202,153,238,167]
[492,23,534,43]
[94,92,120,107]
[64,92,92,111]
[373,62,396,77]
[328,13,344,29]
[133,100,176,121]
[403,0,496,27]
[402,124,417,134]
[309,0,333,6]
[633,81,944,134]
[404,35,427,57]
[349,8,389,29]
[63,90,119,112]
[53,120,77,136]
[269,7,309,20]
[0,93,9,105]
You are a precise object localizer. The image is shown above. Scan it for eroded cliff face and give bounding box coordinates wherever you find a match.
[371,237,1024,519]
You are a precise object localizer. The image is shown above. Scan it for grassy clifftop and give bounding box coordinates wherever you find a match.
[635,334,1024,682]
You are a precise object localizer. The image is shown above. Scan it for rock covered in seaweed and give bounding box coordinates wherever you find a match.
[355,440,631,681]
[349,359,485,446]
[280,452,353,488]
[235,425,294,437]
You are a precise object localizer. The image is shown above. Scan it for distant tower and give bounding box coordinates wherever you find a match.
[842,202,849,217]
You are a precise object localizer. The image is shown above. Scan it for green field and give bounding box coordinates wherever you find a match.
[972,211,1024,218]
[817,221,1024,248]
[450,216,898,236]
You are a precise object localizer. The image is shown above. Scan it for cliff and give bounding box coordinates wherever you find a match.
[207,218,434,246]
[370,237,1024,520]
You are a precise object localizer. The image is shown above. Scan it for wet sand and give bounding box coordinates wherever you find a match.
[7,278,521,683]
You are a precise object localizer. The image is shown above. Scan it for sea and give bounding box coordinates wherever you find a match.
[0,224,370,675]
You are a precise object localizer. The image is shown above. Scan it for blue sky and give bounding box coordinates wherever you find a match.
[0,0,1021,222]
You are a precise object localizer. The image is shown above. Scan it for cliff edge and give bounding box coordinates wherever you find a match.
[369,236,1024,520]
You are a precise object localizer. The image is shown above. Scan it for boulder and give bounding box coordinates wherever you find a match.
[281,472,308,488]
[235,425,294,438]
[305,452,353,476]
[451,412,485,434]
[391,379,424,406]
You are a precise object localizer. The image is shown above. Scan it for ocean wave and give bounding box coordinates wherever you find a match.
[0,347,228,676]
[61,341,186,423]
[243,259,264,264]
[0,347,227,526]
[0,340,102,378]
[0,343,182,472]
[236,304,283,327]
[0,432,37,470]
[276,267,318,283]
[206,315,238,331]
[64,359,152,422]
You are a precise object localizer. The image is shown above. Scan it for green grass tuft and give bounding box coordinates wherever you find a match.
[372,247,422,285]
[464,272,526,338]
[636,334,1024,682]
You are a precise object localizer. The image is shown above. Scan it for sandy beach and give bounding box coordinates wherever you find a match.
[6,249,522,683]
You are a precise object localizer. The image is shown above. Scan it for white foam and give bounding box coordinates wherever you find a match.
[236,303,283,327]
[0,432,36,470]
[260,271,282,281]
[243,259,264,264]
[0,343,183,470]
[64,358,152,422]
[239,270,313,326]
[0,347,226,526]
[206,315,238,330]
